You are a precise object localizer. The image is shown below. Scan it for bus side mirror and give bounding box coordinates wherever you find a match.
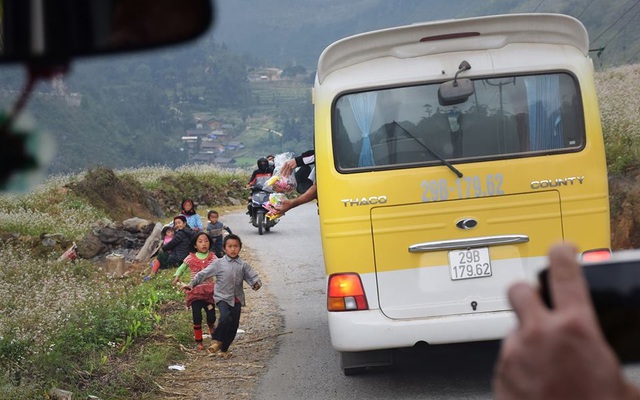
[438,78,474,106]
[438,60,474,106]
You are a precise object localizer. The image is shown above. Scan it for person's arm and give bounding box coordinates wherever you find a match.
[184,259,217,289]
[172,261,188,285]
[224,224,232,234]
[493,243,640,400]
[275,183,317,215]
[242,261,262,290]
[295,150,315,167]
[280,150,314,177]
[247,170,258,186]
[191,214,203,231]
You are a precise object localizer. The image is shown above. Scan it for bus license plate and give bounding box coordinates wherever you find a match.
[448,248,492,280]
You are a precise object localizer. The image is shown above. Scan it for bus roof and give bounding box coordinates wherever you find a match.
[316,13,589,84]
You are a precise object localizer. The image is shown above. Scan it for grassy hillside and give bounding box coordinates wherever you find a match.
[597,64,640,172]
[596,63,640,249]
[0,165,251,399]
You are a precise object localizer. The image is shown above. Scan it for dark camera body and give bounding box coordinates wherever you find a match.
[539,253,640,364]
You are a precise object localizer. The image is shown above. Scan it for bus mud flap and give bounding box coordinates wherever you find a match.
[340,350,393,375]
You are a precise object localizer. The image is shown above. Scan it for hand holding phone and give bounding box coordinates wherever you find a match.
[496,245,640,400]
[539,251,640,364]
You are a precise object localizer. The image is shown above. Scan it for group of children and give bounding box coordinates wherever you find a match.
[145,199,261,359]
[145,202,232,279]
[180,233,261,358]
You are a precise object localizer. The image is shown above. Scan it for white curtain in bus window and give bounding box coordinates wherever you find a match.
[524,75,563,151]
[348,92,377,167]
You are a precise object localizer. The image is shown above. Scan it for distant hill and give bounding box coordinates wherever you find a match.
[212,0,640,69]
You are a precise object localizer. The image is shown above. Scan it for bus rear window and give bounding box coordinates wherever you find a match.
[333,73,584,170]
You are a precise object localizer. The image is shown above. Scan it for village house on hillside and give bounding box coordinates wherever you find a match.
[199,139,223,153]
[193,113,222,129]
[183,113,241,167]
[225,141,244,151]
[185,129,210,138]
[247,67,283,82]
[203,117,222,130]
[212,157,236,167]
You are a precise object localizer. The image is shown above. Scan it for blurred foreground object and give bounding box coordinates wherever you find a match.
[0,0,214,191]
[0,0,214,63]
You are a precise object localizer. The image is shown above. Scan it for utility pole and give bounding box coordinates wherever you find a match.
[246,126,284,151]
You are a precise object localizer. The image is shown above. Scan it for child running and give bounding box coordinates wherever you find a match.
[181,234,261,359]
[172,232,218,350]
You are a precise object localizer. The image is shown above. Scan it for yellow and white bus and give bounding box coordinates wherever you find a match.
[313,13,611,375]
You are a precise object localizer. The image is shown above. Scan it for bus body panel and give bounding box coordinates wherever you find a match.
[314,14,610,354]
[372,191,562,319]
[328,307,517,352]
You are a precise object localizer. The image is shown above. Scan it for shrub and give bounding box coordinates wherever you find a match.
[596,64,640,174]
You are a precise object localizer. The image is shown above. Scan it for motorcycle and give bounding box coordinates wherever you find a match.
[248,179,279,235]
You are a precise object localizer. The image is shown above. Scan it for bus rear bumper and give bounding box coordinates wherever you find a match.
[328,309,516,352]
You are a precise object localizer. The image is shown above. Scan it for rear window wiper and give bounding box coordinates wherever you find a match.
[392,121,463,178]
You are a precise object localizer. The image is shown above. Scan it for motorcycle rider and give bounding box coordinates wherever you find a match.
[246,157,273,216]
[266,154,276,172]
[247,157,272,187]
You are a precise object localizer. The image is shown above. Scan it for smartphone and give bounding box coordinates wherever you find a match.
[538,251,640,364]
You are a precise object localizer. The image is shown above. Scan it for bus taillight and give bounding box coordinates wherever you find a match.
[581,248,612,262]
[327,273,369,311]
